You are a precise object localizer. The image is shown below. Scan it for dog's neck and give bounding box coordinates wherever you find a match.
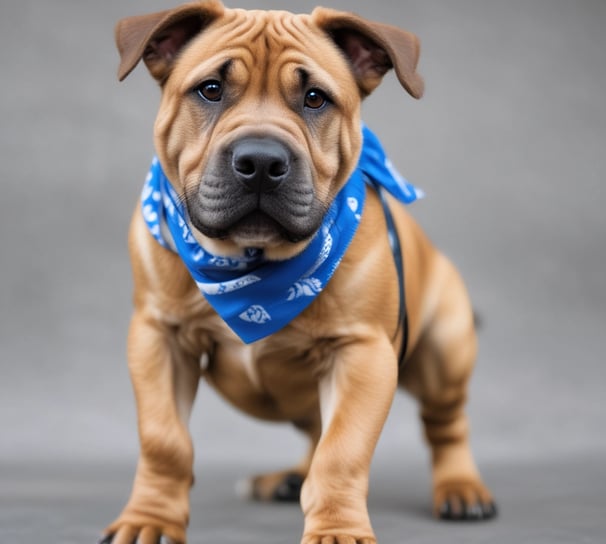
[141,125,423,343]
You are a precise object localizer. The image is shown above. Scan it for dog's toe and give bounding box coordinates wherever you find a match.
[480,501,498,519]
[302,535,376,544]
[438,497,497,521]
[98,527,179,544]
[463,502,485,520]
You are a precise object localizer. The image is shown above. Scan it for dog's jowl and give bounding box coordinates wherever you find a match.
[101,1,496,543]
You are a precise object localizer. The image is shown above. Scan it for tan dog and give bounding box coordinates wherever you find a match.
[102,1,496,543]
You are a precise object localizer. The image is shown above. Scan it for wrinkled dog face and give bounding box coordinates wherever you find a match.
[155,10,363,260]
[116,1,423,259]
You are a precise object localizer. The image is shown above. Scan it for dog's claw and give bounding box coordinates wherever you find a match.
[434,478,497,522]
[481,501,498,519]
[438,501,452,519]
[438,499,497,521]
[464,503,484,520]
[97,530,178,544]
[272,473,304,502]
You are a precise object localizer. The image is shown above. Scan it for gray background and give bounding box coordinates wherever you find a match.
[1,0,605,543]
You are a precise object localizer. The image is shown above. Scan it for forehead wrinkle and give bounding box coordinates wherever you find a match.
[266,12,315,49]
[177,11,269,92]
[220,9,269,66]
[262,14,350,95]
[219,8,267,40]
[180,49,252,92]
[195,9,268,58]
[261,16,312,95]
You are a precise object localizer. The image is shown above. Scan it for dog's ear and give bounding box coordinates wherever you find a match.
[312,7,424,98]
[115,0,225,83]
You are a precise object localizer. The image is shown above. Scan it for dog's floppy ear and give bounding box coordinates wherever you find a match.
[115,0,225,83]
[312,7,424,98]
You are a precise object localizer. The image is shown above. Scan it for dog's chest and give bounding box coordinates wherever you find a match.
[205,334,323,422]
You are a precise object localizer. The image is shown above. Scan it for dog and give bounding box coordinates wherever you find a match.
[101,1,496,543]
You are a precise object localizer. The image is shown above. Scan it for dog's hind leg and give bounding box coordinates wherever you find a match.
[400,256,497,521]
[241,419,321,502]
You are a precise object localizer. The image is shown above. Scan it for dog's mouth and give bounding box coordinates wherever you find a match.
[191,209,313,247]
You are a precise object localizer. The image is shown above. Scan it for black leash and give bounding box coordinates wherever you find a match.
[370,180,409,371]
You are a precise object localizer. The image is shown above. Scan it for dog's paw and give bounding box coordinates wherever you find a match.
[99,521,183,544]
[433,479,497,521]
[237,470,304,502]
[301,536,376,544]
[98,529,179,544]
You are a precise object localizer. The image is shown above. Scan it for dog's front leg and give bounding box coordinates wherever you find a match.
[300,334,398,544]
[102,311,199,544]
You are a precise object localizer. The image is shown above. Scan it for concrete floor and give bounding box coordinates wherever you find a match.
[1,0,605,542]
[2,455,605,543]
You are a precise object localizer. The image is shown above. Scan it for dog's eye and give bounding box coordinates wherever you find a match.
[195,80,223,102]
[304,89,329,110]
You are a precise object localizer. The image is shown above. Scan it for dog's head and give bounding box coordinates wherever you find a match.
[116,1,423,260]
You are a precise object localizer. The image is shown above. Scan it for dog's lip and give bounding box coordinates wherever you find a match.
[233,210,316,245]
[190,209,311,246]
[187,171,325,246]
[229,211,285,244]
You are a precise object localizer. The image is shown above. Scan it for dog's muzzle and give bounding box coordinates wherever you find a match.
[187,137,325,245]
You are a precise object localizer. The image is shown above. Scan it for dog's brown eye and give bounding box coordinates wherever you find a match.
[196,80,223,102]
[304,89,328,110]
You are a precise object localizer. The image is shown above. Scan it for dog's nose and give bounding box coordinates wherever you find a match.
[231,138,291,193]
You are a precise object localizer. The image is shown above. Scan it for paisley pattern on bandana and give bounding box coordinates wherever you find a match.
[141,125,423,344]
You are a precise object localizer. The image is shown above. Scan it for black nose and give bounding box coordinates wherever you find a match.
[231,138,291,193]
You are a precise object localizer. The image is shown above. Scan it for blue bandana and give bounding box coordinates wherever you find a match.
[141,125,423,344]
